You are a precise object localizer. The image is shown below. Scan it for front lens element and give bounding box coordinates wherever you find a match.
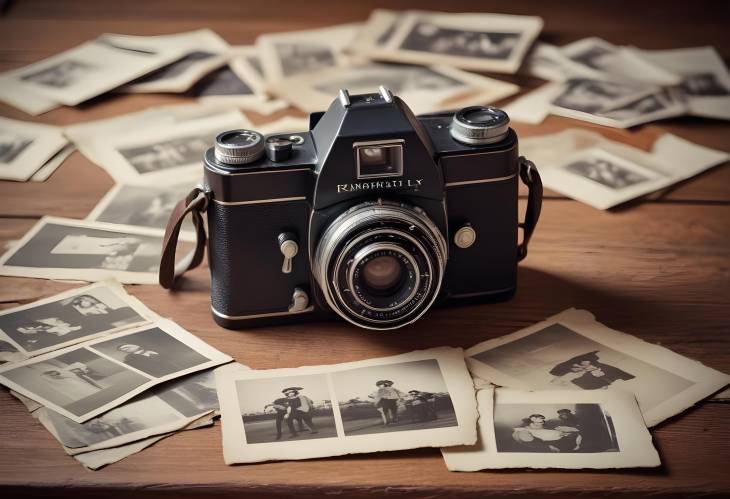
[361,254,402,292]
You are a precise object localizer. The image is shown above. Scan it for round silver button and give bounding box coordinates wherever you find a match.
[214,129,264,165]
[454,226,477,249]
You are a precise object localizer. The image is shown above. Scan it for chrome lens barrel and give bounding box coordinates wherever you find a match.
[313,201,447,330]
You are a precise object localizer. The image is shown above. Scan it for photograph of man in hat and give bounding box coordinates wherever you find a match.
[369,380,406,426]
[282,386,319,437]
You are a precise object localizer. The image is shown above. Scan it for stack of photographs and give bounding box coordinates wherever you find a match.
[0,282,233,468]
[510,38,730,127]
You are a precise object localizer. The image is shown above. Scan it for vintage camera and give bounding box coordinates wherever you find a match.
[199,87,541,331]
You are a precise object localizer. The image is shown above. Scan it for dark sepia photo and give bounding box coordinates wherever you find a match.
[91,183,196,231]
[332,359,458,436]
[494,403,619,453]
[2,222,163,273]
[1,347,148,417]
[236,374,338,444]
[20,59,96,88]
[471,323,695,412]
[313,64,463,97]
[190,66,254,97]
[0,285,146,354]
[564,157,649,189]
[117,134,212,174]
[399,23,520,60]
[275,42,336,77]
[0,131,33,163]
[90,327,212,379]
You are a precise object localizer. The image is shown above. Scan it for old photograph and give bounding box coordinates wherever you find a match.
[441,387,660,471]
[90,327,213,378]
[0,280,153,360]
[256,23,360,84]
[332,359,458,436]
[466,308,730,427]
[370,11,543,73]
[190,65,254,97]
[540,148,669,209]
[87,180,198,232]
[36,368,219,454]
[0,319,232,422]
[8,37,187,105]
[272,62,518,115]
[0,217,183,284]
[0,116,69,181]
[216,347,477,464]
[237,373,338,444]
[552,78,656,115]
[88,109,248,182]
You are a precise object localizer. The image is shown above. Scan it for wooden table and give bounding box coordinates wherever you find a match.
[1,1,728,497]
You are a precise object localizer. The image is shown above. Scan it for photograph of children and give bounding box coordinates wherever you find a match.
[0,347,149,419]
[90,327,212,379]
[466,308,730,427]
[236,374,338,444]
[0,281,151,358]
[494,403,618,453]
[37,368,219,453]
[87,181,197,232]
[0,217,174,284]
[332,359,458,436]
[441,387,660,471]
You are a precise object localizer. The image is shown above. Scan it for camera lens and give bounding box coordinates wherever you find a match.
[361,255,402,292]
[214,129,265,165]
[450,106,510,145]
[313,201,447,331]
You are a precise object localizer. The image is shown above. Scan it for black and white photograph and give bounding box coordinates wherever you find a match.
[0,217,177,284]
[332,359,458,436]
[37,368,219,454]
[0,319,232,422]
[216,348,477,464]
[20,59,96,89]
[87,109,248,182]
[680,72,730,96]
[441,387,660,471]
[190,65,254,97]
[236,373,338,444]
[0,130,32,163]
[132,51,216,83]
[0,116,69,181]
[563,156,649,190]
[400,24,520,61]
[273,62,518,115]
[368,11,543,73]
[256,23,359,84]
[0,347,149,419]
[494,403,618,453]
[0,281,152,359]
[90,327,213,378]
[87,181,197,232]
[552,78,655,114]
[466,308,730,427]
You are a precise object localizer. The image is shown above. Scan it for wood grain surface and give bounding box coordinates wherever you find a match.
[0,1,728,497]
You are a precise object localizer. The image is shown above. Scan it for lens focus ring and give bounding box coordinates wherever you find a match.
[214,129,265,165]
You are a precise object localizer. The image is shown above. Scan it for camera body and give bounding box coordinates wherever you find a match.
[202,88,536,331]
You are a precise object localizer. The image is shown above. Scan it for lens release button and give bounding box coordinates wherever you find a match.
[454,225,477,249]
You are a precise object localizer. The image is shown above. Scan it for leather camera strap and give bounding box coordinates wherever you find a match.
[517,157,543,261]
[159,186,208,289]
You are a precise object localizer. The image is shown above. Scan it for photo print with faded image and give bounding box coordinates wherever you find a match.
[552,78,656,115]
[466,308,730,427]
[0,217,181,284]
[400,24,520,61]
[236,373,338,444]
[331,359,458,436]
[563,155,649,190]
[216,347,477,464]
[0,319,232,422]
[36,368,220,454]
[0,116,69,181]
[0,131,32,163]
[441,387,660,471]
[0,280,153,361]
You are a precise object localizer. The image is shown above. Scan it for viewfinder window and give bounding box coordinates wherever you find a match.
[356,143,403,179]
